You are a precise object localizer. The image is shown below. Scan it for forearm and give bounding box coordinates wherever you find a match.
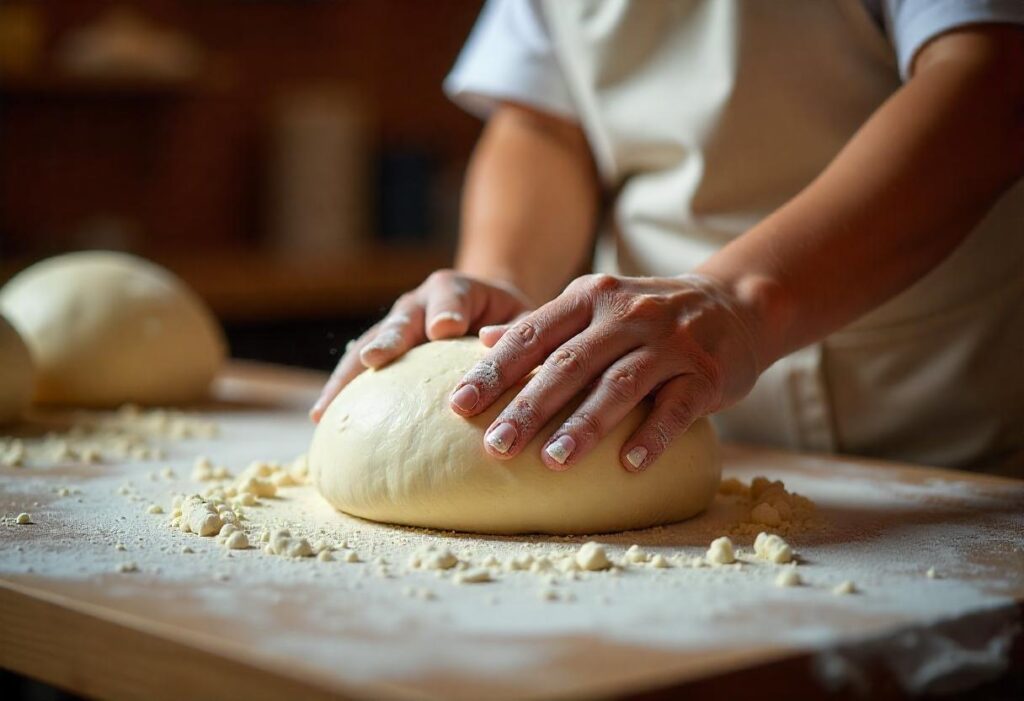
[697,26,1024,370]
[456,103,600,305]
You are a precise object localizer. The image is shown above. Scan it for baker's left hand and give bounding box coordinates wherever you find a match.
[448,273,766,472]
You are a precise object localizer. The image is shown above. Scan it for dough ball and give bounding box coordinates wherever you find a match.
[310,338,720,535]
[0,251,226,407]
[0,314,34,424]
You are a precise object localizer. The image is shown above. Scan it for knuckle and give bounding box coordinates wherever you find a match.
[603,364,643,403]
[505,396,543,432]
[619,293,665,322]
[426,269,453,286]
[545,345,589,382]
[568,411,603,441]
[588,273,621,294]
[664,395,698,431]
[464,359,501,392]
[507,319,541,349]
[393,292,418,311]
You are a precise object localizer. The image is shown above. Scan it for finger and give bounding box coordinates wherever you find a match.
[539,350,667,470]
[478,311,530,347]
[619,374,715,472]
[424,273,471,341]
[450,294,591,418]
[359,299,426,369]
[478,324,506,347]
[310,326,379,422]
[481,328,640,459]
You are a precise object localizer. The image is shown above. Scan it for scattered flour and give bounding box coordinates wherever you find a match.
[2,400,1022,700]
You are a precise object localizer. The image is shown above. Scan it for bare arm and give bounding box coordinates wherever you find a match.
[450,25,1024,472]
[697,25,1024,370]
[456,102,600,305]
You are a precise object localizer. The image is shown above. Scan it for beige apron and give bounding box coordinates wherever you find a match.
[541,0,1024,471]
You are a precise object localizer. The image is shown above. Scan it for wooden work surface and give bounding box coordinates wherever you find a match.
[1,363,1022,700]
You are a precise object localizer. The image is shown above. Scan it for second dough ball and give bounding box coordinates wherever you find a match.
[0,251,226,407]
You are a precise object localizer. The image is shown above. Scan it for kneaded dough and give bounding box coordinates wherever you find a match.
[0,251,226,407]
[0,315,33,424]
[310,338,721,535]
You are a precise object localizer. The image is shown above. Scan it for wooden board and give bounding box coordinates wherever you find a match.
[1,363,1022,700]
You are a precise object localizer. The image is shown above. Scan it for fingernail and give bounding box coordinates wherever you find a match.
[626,446,648,470]
[431,311,464,327]
[479,325,498,335]
[450,385,479,412]
[545,435,576,465]
[309,397,325,418]
[485,422,517,454]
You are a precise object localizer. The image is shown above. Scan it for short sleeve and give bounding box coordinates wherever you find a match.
[885,0,1024,79]
[444,0,578,120]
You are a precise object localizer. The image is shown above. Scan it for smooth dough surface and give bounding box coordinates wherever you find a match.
[0,251,226,407]
[310,338,721,535]
[0,315,34,424]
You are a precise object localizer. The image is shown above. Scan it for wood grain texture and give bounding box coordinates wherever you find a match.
[0,362,1022,700]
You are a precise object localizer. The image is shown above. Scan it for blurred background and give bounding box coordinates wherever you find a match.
[0,0,484,371]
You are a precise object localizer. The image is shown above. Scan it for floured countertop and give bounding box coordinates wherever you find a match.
[1,362,1023,700]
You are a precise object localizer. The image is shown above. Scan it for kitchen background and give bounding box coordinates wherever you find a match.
[0,0,484,370]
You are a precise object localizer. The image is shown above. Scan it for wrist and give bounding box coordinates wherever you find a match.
[684,269,796,371]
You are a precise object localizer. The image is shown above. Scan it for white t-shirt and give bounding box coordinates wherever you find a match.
[446,0,1024,120]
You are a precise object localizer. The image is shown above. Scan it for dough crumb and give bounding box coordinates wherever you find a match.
[833,580,856,595]
[317,550,334,562]
[753,532,794,564]
[147,504,164,515]
[176,495,223,537]
[706,537,735,565]
[115,542,127,551]
[926,567,938,579]
[649,554,670,569]
[284,538,313,558]
[117,562,139,573]
[530,556,554,574]
[575,542,612,571]
[454,569,493,585]
[411,547,458,570]
[775,567,802,588]
[15,512,32,525]
[506,553,534,571]
[624,544,649,564]
[341,550,361,563]
[180,546,194,554]
[225,531,249,550]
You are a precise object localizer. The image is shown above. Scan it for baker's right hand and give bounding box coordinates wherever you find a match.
[310,270,533,422]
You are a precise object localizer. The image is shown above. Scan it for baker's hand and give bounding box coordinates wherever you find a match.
[448,274,765,471]
[310,270,533,422]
